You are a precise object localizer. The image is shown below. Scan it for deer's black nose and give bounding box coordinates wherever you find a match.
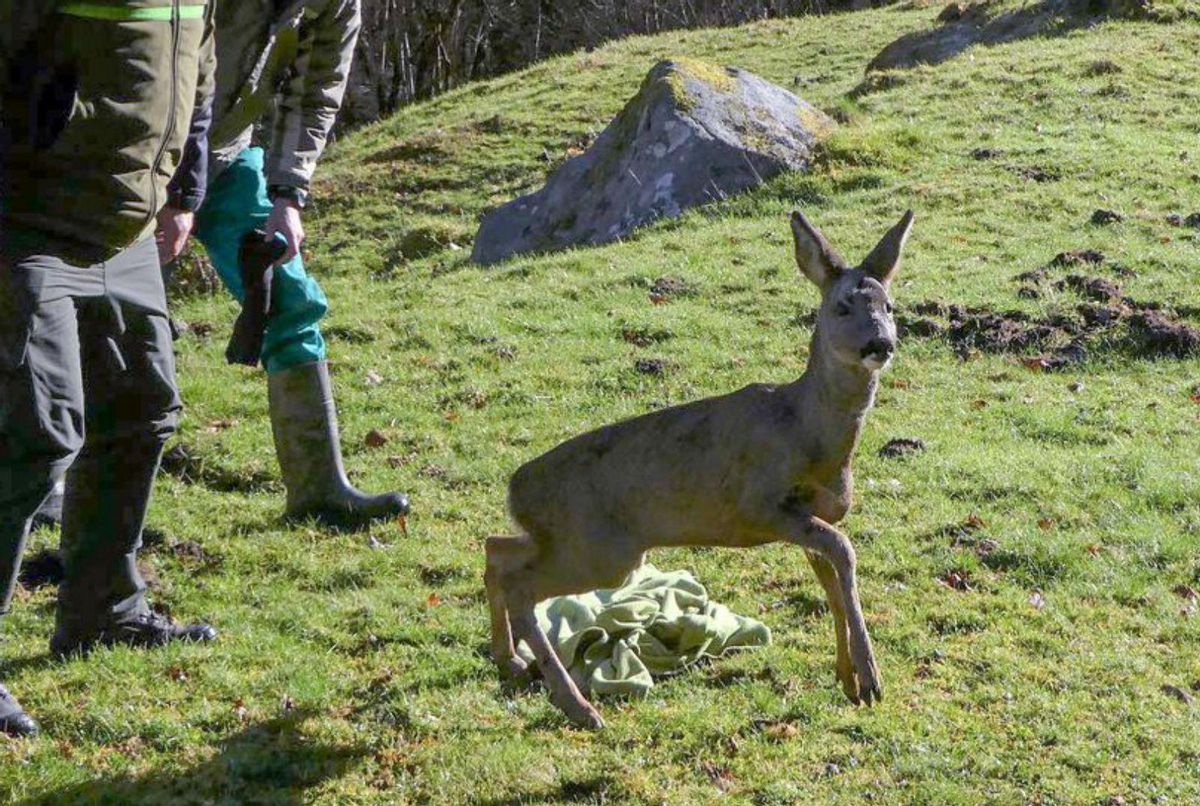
[862,339,894,359]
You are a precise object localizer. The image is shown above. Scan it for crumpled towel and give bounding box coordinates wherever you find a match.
[517,564,771,697]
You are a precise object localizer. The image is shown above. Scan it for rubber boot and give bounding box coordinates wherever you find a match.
[268,361,410,527]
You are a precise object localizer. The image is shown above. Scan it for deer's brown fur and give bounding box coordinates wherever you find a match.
[485,210,915,728]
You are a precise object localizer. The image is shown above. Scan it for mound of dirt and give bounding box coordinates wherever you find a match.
[879,438,926,459]
[896,250,1200,364]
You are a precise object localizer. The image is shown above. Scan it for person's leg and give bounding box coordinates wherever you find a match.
[51,238,216,654]
[195,148,409,526]
[0,251,89,737]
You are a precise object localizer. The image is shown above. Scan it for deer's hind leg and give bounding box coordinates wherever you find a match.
[492,531,644,730]
[485,535,532,685]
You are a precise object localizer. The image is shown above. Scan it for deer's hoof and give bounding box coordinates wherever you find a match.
[499,657,534,690]
[571,706,605,731]
[854,668,882,706]
[552,692,606,730]
[858,681,882,706]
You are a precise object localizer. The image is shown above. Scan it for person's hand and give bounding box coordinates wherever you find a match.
[155,206,195,265]
[264,197,305,264]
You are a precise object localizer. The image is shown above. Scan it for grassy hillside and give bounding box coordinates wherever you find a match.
[5,4,1200,804]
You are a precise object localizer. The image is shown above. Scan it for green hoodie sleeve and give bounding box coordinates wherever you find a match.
[265,0,361,192]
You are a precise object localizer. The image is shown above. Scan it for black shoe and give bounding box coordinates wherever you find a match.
[51,611,218,658]
[0,684,40,738]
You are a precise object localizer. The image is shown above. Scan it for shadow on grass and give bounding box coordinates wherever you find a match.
[862,0,1110,75]
[21,709,368,806]
[475,774,617,805]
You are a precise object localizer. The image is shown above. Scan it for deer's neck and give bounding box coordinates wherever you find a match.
[791,331,879,462]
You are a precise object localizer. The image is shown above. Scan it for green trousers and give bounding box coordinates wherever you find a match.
[194,147,328,373]
[0,237,179,636]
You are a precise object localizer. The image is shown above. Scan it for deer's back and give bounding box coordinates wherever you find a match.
[508,383,819,545]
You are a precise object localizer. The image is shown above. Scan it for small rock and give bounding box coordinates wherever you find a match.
[364,429,390,449]
[1068,381,1084,393]
[823,762,841,777]
[1090,208,1124,225]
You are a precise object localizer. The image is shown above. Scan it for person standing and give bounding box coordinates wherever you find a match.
[157,0,410,528]
[1,0,220,737]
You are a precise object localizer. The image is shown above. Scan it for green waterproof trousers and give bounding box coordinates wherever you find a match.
[193,147,328,374]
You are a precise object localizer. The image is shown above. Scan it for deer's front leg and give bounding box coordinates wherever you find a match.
[780,516,881,705]
[804,550,857,702]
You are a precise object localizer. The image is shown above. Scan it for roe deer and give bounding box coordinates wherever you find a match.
[485,210,914,728]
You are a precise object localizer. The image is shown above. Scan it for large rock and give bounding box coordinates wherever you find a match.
[471,59,834,265]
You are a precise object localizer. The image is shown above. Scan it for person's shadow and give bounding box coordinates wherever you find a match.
[21,708,367,805]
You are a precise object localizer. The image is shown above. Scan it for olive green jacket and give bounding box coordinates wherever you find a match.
[207,0,361,192]
[0,1,216,260]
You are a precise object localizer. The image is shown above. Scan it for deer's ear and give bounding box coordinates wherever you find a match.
[861,210,914,287]
[790,211,846,290]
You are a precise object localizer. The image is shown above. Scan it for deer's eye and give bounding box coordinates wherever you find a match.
[836,303,851,317]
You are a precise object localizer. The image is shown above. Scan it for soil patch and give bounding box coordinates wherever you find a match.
[897,250,1200,363]
[1011,164,1060,183]
[635,358,670,376]
[879,438,926,459]
[648,276,699,302]
[170,540,222,567]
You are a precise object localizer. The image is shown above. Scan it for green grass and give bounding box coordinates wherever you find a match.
[5,5,1200,804]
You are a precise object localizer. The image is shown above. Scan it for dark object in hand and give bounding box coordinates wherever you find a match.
[226,230,287,366]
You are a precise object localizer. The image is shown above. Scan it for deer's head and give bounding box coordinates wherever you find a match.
[790,210,914,373]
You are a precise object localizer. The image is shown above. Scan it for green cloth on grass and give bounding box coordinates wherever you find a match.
[518,564,771,697]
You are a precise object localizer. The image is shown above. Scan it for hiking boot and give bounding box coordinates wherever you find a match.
[268,361,410,528]
[0,684,39,738]
[51,611,217,658]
